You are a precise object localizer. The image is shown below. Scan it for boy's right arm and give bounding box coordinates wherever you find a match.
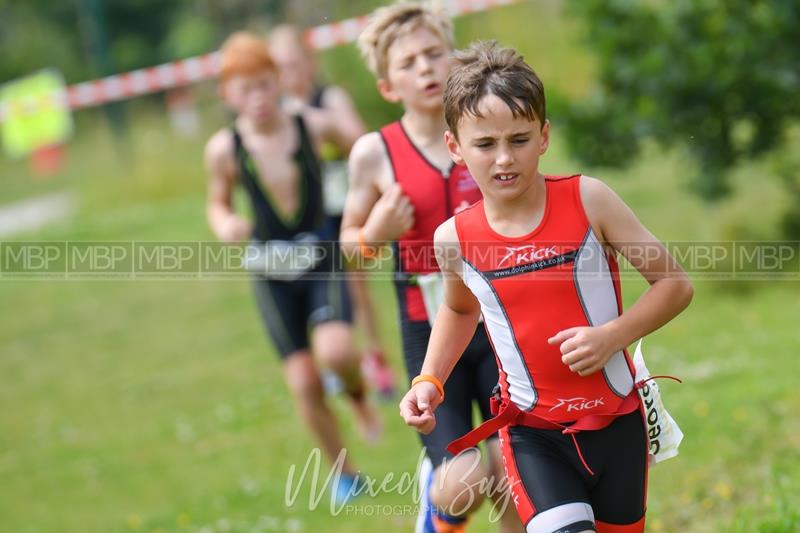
[399,218,482,434]
[204,130,252,242]
[340,132,415,255]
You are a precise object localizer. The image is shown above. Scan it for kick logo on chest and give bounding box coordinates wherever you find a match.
[498,244,560,267]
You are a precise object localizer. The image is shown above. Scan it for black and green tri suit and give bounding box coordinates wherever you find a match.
[232,114,352,359]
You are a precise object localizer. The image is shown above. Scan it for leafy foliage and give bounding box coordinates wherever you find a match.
[564,0,800,199]
[0,0,286,84]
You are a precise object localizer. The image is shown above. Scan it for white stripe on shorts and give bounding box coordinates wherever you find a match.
[526,501,595,533]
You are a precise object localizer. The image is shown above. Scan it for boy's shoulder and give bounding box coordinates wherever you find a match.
[576,174,637,244]
[349,130,390,171]
[434,215,458,242]
[578,174,622,212]
[204,127,236,169]
[433,216,462,271]
[206,126,234,149]
[578,174,606,190]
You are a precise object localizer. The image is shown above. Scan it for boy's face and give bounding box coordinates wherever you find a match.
[221,70,280,124]
[378,26,451,113]
[445,93,550,202]
[270,41,314,97]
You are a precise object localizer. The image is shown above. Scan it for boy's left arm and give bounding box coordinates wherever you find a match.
[548,177,694,377]
[302,90,364,155]
[398,218,482,434]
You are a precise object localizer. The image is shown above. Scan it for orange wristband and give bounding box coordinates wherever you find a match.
[411,374,445,401]
[358,228,380,259]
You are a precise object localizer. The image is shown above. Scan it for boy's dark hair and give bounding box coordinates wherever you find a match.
[444,40,546,137]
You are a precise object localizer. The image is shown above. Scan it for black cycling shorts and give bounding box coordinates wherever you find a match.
[251,269,352,359]
[500,409,649,532]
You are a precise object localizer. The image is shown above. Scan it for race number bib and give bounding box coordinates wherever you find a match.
[243,233,326,281]
[633,340,684,465]
[322,160,348,217]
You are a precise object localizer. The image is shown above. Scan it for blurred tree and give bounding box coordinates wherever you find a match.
[284,0,379,26]
[76,0,130,146]
[0,1,88,83]
[564,0,800,201]
[160,10,217,60]
[0,0,287,85]
[100,0,178,71]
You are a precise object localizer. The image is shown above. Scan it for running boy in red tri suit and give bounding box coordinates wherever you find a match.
[400,41,693,533]
[341,4,521,532]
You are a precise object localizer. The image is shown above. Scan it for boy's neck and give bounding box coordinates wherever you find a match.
[484,172,548,235]
[237,111,285,136]
[291,80,315,105]
[400,107,447,145]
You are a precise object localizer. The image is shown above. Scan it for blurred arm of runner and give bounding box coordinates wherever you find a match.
[204,130,253,242]
[320,85,366,151]
[302,86,365,154]
[339,132,415,255]
[548,176,694,377]
[399,218,481,434]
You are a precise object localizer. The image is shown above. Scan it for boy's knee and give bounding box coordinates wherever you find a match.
[283,355,324,403]
[315,345,354,373]
[430,452,490,517]
[312,322,357,371]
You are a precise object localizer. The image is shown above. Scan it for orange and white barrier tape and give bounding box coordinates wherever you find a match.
[0,0,523,123]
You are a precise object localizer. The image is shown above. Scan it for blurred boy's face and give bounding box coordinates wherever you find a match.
[445,93,550,202]
[221,70,280,124]
[270,41,314,97]
[378,26,451,113]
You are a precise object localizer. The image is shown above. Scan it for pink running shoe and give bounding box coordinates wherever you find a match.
[362,350,396,401]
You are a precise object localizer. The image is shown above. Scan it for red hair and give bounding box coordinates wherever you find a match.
[219,32,276,82]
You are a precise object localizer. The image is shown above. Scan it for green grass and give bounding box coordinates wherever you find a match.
[1,2,798,532]
[1,112,798,531]
[1,244,798,532]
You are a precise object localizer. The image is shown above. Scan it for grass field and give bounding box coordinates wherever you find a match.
[1,2,799,532]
